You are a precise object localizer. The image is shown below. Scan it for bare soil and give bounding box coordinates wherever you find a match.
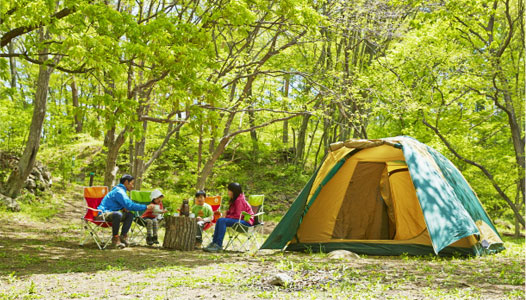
[0,190,524,299]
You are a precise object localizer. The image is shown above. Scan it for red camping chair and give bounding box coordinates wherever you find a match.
[80,186,112,250]
[202,196,222,244]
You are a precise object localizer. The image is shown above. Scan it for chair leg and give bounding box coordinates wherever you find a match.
[79,220,91,246]
[81,220,112,250]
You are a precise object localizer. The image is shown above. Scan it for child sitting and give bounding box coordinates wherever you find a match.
[191,190,213,247]
[141,189,166,245]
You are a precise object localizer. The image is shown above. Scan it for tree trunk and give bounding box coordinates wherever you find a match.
[514,185,523,237]
[163,216,197,250]
[131,118,148,190]
[282,76,290,144]
[196,136,231,190]
[70,78,83,133]
[8,41,16,90]
[295,114,311,164]
[132,137,146,190]
[249,108,258,155]
[3,37,53,198]
[314,131,326,170]
[196,82,239,189]
[304,119,319,168]
[103,127,128,188]
[198,123,203,174]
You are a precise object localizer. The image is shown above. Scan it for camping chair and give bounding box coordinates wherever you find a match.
[80,186,112,250]
[224,195,265,252]
[128,190,152,245]
[201,195,222,245]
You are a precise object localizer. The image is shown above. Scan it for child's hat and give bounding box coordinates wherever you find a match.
[150,189,163,200]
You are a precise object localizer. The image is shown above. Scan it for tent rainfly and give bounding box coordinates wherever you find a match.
[261,136,504,256]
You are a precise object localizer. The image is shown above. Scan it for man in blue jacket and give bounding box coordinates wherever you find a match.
[97,174,154,249]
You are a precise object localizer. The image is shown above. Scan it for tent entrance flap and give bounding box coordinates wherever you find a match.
[332,162,390,240]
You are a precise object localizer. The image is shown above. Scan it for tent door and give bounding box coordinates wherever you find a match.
[332,162,390,240]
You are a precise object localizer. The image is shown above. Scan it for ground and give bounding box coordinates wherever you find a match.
[0,188,524,299]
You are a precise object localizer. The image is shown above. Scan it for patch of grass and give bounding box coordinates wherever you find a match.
[67,292,91,299]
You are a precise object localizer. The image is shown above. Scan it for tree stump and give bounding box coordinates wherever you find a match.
[163,216,197,251]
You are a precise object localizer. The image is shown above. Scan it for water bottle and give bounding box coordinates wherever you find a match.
[180,199,190,217]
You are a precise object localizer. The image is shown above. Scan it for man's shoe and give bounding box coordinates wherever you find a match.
[152,235,160,245]
[120,234,130,247]
[203,243,222,252]
[111,235,125,249]
[146,236,154,246]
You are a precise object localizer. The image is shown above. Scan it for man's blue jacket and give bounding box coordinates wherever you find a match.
[97,184,147,213]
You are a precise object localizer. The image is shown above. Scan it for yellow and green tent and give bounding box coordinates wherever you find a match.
[261,136,504,256]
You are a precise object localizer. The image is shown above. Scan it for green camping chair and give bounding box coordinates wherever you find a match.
[224,195,265,252]
[128,190,152,245]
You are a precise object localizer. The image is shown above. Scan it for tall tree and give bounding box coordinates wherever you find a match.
[367,0,524,227]
[3,30,57,198]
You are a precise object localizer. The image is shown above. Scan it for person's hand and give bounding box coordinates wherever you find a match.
[196,216,203,221]
[146,204,155,211]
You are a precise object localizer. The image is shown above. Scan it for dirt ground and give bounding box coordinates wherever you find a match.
[0,191,524,299]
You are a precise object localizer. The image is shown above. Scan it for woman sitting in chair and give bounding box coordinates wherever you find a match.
[204,182,253,252]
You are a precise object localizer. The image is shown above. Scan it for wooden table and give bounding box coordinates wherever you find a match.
[163,215,198,251]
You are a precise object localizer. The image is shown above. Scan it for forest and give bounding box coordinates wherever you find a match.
[0,0,524,299]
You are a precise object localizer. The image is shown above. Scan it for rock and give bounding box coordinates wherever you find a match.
[276,194,288,202]
[269,273,293,286]
[328,250,360,260]
[25,178,37,190]
[0,193,20,212]
[37,181,46,191]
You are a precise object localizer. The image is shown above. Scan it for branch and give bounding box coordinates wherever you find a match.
[0,7,18,25]
[198,104,308,115]
[144,113,190,169]
[128,71,169,99]
[20,53,93,74]
[453,16,488,45]
[225,112,308,139]
[421,112,525,226]
[138,116,188,124]
[1,7,76,47]
[495,0,514,58]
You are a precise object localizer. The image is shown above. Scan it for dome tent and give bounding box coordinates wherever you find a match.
[261,136,504,256]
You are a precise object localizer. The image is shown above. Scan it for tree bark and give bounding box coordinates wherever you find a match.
[295,114,311,164]
[131,112,187,189]
[163,216,197,251]
[198,123,203,175]
[514,187,522,237]
[3,34,53,198]
[282,75,290,144]
[196,112,303,190]
[197,136,231,190]
[249,107,258,154]
[103,127,128,188]
[131,116,148,190]
[70,78,83,133]
[8,41,16,89]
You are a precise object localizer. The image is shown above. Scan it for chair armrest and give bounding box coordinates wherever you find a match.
[86,207,104,220]
[253,212,264,217]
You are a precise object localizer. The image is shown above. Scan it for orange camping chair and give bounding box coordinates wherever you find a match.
[202,195,222,245]
[80,186,112,250]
